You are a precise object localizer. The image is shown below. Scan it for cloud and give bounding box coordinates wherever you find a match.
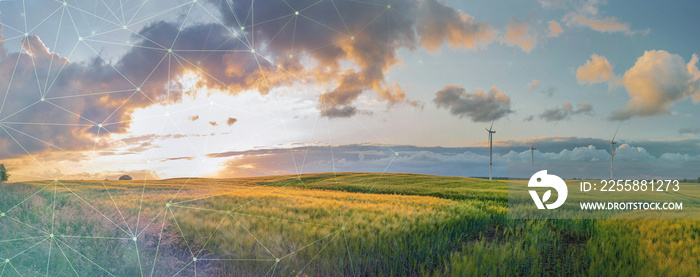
[523,115,535,121]
[543,86,556,97]
[547,20,563,37]
[208,121,218,126]
[0,0,504,156]
[679,127,700,135]
[208,0,498,117]
[527,80,539,90]
[610,51,700,120]
[576,54,615,84]
[433,85,513,122]
[226,117,237,126]
[205,142,700,179]
[415,0,499,51]
[538,102,594,121]
[188,115,200,122]
[501,18,537,52]
[562,1,649,36]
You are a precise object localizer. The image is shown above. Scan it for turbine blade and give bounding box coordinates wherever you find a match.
[612,123,622,141]
[490,119,494,131]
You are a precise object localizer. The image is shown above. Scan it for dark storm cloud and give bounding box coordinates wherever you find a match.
[226,117,237,126]
[208,0,497,117]
[0,0,502,156]
[433,85,513,122]
[0,21,285,157]
[538,102,593,121]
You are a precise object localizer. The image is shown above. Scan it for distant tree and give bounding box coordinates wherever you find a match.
[682,178,687,182]
[1,164,8,182]
[119,175,132,180]
[697,177,700,183]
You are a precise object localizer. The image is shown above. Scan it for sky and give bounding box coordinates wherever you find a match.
[0,0,699,181]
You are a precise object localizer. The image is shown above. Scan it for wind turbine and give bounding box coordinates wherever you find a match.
[528,139,537,176]
[485,121,496,180]
[605,125,621,180]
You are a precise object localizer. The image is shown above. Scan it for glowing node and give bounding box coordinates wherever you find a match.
[341,226,346,230]
[168,48,173,53]
[193,257,197,261]
[97,123,103,128]
[133,237,137,242]
[289,54,293,58]
[54,178,58,182]
[250,49,255,53]
[165,203,171,207]
[40,97,45,102]
[350,36,355,40]
[63,2,67,6]
[275,258,280,263]
[240,26,245,30]
[295,11,299,15]
[49,234,54,238]
[136,87,141,91]
[193,0,197,2]
[395,152,399,157]
[1,213,5,217]
[387,4,391,8]
[122,25,127,30]
[78,37,83,41]
[226,210,232,215]
[24,32,29,37]
[4,259,8,263]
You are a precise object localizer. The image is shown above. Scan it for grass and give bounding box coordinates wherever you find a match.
[0,173,698,276]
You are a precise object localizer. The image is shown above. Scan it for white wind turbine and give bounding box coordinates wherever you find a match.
[605,125,621,180]
[485,121,496,180]
[528,139,537,176]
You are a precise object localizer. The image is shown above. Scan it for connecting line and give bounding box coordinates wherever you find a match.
[149,208,169,277]
[55,238,117,277]
[228,213,276,259]
[295,231,340,277]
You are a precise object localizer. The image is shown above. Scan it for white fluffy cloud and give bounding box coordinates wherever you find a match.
[575,51,700,120]
[611,51,700,120]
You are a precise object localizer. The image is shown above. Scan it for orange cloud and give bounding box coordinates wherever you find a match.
[547,21,563,37]
[502,19,537,53]
[576,54,615,84]
[611,51,700,120]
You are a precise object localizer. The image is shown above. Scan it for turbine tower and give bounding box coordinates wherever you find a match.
[528,139,537,176]
[485,121,496,180]
[605,126,621,180]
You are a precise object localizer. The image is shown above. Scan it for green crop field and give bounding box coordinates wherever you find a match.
[0,173,698,276]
